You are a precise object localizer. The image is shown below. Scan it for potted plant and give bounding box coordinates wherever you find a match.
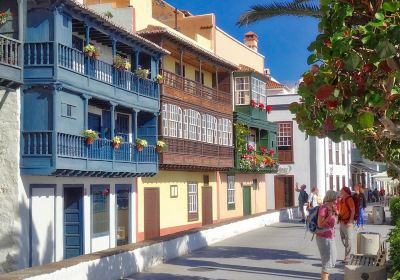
[258,103,265,111]
[250,99,257,108]
[266,105,272,114]
[135,138,148,152]
[111,136,123,149]
[0,10,12,26]
[135,66,150,79]
[83,129,98,145]
[83,44,96,57]
[93,47,101,60]
[113,55,131,71]
[156,140,167,153]
[155,74,164,84]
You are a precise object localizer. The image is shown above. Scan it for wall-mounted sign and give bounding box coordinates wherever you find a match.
[277,165,292,175]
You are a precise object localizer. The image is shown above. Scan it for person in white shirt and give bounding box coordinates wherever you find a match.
[308,186,320,209]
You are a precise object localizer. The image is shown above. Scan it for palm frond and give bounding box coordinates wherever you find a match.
[237,1,321,26]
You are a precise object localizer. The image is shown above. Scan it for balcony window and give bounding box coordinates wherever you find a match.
[188,182,198,221]
[187,109,201,141]
[335,143,340,165]
[91,185,110,236]
[251,77,267,105]
[329,175,334,190]
[195,70,204,85]
[235,77,250,105]
[336,175,340,191]
[277,122,293,163]
[168,104,181,138]
[328,140,333,164]
[175,62,185,77]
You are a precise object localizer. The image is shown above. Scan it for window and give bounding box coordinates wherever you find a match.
[335,143,340,165]
[175,62,186,77]
[219,118,231,146]
[183,109,189,139]
[277,122,293,163]
[251,77,267,105]
[202,114,207,142]
[187,109,200,141]
[247,134,256,151]
[61,103,76,118]
[336,175,340,191]
[195,70,204,85]
[228,120,233,146]
[168,104,181,138]
[91,185,110,236]
[206,114,214,144]
[341,142,346,165]
[162,104,168,136]
[116,185,130,246]
[329,175,333,190]
[342,176,346,188]
[187,183,198,221]
[227,175,235,210]
[235,77,250,105]
[72,35,83,51]
[328,140,333,164]
[170,185,178,198]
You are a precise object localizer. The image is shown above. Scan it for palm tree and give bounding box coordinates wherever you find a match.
[237,0,321,26]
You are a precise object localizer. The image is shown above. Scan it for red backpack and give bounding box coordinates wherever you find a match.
[350,194,360,221]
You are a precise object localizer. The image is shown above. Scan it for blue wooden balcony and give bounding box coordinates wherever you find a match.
[21,131,158,177]
[23,42,159,108]
[0,34,22,89]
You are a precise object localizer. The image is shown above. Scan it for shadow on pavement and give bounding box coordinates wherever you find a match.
[184,246,319,261]
[127,273,222,280]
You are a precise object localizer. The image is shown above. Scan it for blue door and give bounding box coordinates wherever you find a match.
[64,186,83,259]
[88,113,101,135]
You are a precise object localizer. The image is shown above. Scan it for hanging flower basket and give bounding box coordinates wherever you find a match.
[82,129,98,145]
[136,138,148,152]
[113,55,131,71]
[135,67,150,79]
[156,140,167,153]
[155,74,164,84]
[0,11,12,26]
[112,136,123,149]
[83,44,100,59]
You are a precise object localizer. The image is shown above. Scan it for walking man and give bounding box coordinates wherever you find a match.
[295,183,308,223]
[338,187,355,263]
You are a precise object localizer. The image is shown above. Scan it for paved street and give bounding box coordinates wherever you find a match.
[127,207,393,280]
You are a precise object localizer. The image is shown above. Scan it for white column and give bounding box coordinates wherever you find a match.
[315,138,327,198]
[109,184,116,248]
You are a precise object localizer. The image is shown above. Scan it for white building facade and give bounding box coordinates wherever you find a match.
[266,80,352,209]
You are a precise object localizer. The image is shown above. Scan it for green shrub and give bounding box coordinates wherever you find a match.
[390,197,400,225]
[389,221,400,278]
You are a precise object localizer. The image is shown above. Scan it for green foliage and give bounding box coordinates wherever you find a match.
[390,197,400,225]
[389,220,400,278]
[235,122,251,155]
[290,0,400,173]
[237,0,320,25]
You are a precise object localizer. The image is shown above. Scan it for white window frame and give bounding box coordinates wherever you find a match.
[162,104,168,136]
[188,109,197,140]
[202,114,207,142]
[251,77,267,105]
[228,120,233,146]
[188,183,198,214]
[235,76,250,105]
[227,175,235,205]
[277,122,292,147]
[183,109,188,139]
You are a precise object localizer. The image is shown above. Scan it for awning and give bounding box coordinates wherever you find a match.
[372,172,399,183]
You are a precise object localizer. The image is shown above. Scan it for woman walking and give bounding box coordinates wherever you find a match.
[316,190,338,280]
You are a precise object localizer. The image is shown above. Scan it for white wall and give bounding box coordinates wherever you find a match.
[266,92,352,209]
[0,88,23,273]
[20,176,137,267]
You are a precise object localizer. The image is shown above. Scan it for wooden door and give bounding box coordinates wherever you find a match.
[202,187,213,226]
[243,186,251,216]
[144,188,160,240]
[274,176,294,209]
[64,185,83,259]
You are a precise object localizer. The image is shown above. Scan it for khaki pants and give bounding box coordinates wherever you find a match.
[339,223,353,261]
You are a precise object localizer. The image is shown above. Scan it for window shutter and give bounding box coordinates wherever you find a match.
[183,109,188,139]
[218,119,223,145]
[178,107,183,138]
[162,104,168,136]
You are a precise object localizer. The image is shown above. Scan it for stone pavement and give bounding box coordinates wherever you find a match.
[127,206,393,280]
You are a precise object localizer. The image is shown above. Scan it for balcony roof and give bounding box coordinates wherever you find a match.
[138,25,238,71]
[43,0,170,56]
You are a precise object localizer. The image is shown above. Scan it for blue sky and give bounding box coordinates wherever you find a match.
[165,0,319,85]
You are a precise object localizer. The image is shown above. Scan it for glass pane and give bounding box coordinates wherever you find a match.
[92,185,110,235]
[116,186,130,246]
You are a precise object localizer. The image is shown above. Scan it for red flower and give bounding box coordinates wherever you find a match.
[247,144,254,152]
[102,187,110,196]
[269,149,275,156]
[260,146,267,154]
[250,99,257,108]
[266,105,272,113]
[258,103,265,110]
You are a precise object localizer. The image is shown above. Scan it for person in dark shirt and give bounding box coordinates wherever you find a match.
[295,183,308,223]
[354,184,367,230]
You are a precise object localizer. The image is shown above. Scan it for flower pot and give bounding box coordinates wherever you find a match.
[156,146,163,153]
[136,144,144,152]
[85,51,93,58]
[157,80,164,85]
[86,137,95,145]
[112,142,120,149]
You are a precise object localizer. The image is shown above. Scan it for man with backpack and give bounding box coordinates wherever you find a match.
[296,183,309,223]
[338,186,355,263]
